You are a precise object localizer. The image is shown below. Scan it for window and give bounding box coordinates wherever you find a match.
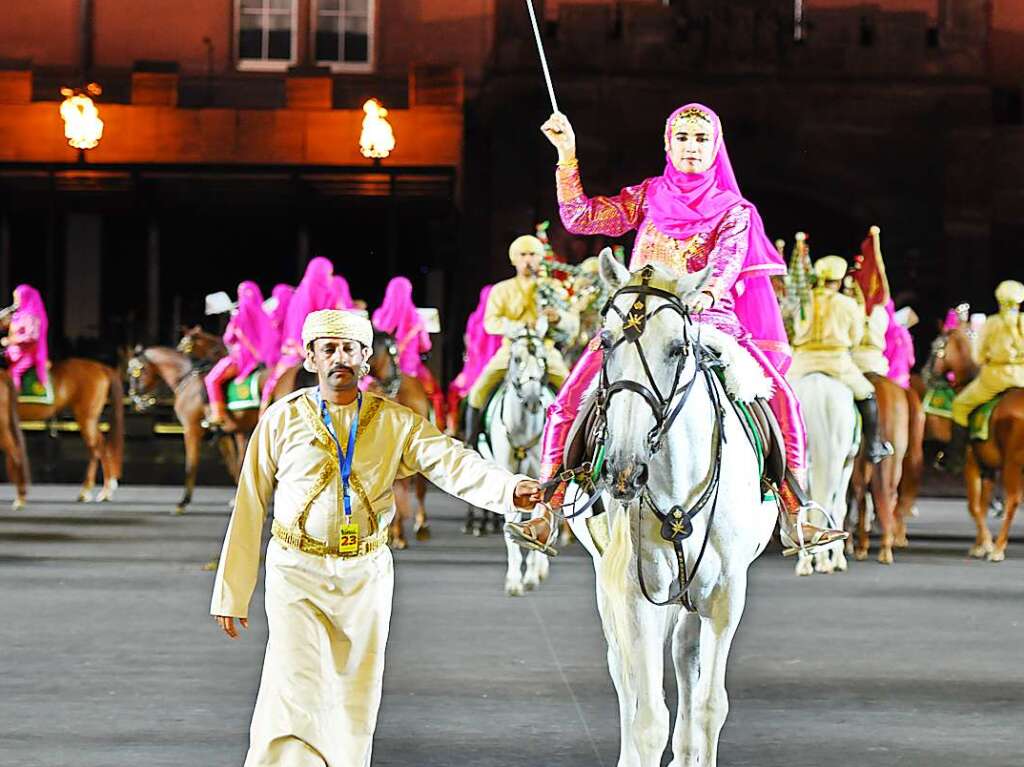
[236,0,298,71]
[315,0,374,72]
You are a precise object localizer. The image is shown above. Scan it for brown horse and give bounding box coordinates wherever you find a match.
[931,325,1023,561]
[848,374,910,564]
[128,345,259,514]
[15,359,125,502]
[364,330,433,550]
[0,371,29,508]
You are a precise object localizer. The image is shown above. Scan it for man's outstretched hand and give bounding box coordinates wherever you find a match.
[215,615,249,639]
[513,479,545,510]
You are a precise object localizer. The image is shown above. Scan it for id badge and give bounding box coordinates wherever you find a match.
[338,522,360,555]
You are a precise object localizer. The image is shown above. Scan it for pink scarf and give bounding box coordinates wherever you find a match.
[372,276,430,375]
[263,283,293,367]
[451,285,502,396]
[648,104,790,371]
[281,257,335,350]
[10,284,49,385]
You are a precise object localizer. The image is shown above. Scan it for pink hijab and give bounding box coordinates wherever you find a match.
[281,257,335,350]
[372,276,430,375]
[647,104,790,371]
[452,284,502,396]
[10,284,49,385]
[332,276,355,310]
[231,281,275,379]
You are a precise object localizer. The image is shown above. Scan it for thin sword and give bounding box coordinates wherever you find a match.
[525,0,559,114]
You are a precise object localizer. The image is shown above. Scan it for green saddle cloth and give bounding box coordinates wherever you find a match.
[968,396,1002,442]
[923,384,955,419]
[17,368,54,405]
[226,371,262,412]
[924,383,1001,441]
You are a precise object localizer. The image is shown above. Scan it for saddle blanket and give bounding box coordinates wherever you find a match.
[923,383,1001,441]
[226,371,261,412]
[16,368,54,406]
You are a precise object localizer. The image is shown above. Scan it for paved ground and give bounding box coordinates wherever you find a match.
[0,485,1021,767]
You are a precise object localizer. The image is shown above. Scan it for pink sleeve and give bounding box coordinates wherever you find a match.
[703,206,750,303]
[556,164,647,237]
[10,317,39,344]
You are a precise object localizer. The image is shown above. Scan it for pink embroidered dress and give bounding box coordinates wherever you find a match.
[205,281,275,411]
[371,276,445,424]
[261,257,335,408]
[540,104,807,493]
[5,284,49,390]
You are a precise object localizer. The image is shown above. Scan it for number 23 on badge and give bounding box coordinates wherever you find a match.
[339,523,359,555]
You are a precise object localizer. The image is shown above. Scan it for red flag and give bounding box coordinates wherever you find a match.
[852,225,890,315]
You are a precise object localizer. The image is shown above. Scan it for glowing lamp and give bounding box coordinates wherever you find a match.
[359,98,395,160]
[59,83,104,150]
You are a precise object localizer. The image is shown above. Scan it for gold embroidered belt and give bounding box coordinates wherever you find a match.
[271,519,388,559]
[797,344,847,353]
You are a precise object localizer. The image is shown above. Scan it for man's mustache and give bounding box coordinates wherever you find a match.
[330,365,355,375]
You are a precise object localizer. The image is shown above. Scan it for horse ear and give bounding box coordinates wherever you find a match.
[599,248,629,292]
[676,265,713,298]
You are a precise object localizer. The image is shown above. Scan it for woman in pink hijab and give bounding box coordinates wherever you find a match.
[883,300,915,389]
[205,281,275,425]
[3,284,49,390]
[372,276,445,424]
[512,105,844,555]
[446,284,503,433]
[261,257,335,409]
[263,283,295,367]
[332,275,355,310]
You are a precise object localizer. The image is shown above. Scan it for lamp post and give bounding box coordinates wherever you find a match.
[359,98,395,163]
[59,82,104,157]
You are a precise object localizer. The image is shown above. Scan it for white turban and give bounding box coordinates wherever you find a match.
[301,310,373,349]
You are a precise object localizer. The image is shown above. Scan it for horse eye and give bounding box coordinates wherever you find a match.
[599,331,614,349]
[668,342,687,359]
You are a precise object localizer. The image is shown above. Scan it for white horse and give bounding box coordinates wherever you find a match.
[483,330,555,596]
[566,252,776,767]
[792,373,860,576]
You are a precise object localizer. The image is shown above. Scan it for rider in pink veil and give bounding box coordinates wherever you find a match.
[261,257,335,409]
[509,105,844,556]
[264,283,295,367]
[371,276,445,424]
[205,281,274,425]
[447,285,503,432]
[3,284,49,390]
[883,300,915,389]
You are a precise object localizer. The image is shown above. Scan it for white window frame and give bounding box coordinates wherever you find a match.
[235,0,299,72]
[312,0,376,74]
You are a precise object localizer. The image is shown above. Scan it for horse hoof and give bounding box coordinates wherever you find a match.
[201,559,219,571]
[854,547,869,561]
[795,558,814,577]
[391,539,408,551]
[814,562,835,575]
[894,535,909,549]
[472,526,484,537]
[834,555,848,573]
[505,582,524,597]
[523,578,538,592]
[173,505,187,516]
[987,548,1006,563]
[878,548,894,565]
[968,543,993,559]
[11,497,26,511]
[414,525,431,542]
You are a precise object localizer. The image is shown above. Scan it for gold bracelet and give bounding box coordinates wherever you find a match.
[557,157,579,169]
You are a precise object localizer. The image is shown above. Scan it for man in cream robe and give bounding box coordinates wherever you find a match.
[211,309,543,767]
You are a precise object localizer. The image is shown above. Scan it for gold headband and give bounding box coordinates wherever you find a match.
[670,108,713,134]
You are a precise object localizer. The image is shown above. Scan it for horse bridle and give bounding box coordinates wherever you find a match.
[509,330,548,410]
[375,337,402,398]
[127,353,159,411]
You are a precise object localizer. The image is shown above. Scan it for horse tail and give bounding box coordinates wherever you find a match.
[597,501,636,705]
[105,366,125,480]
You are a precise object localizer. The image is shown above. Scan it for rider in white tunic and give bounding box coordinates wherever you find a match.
[211,309,543,767]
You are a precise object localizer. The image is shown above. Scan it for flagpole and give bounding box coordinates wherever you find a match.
[525,0,559,114]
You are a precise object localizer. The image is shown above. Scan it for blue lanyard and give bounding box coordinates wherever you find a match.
[316,390,362,523]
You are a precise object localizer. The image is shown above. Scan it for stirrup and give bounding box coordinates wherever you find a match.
[780,501,849,557]
[504,508,559,557]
